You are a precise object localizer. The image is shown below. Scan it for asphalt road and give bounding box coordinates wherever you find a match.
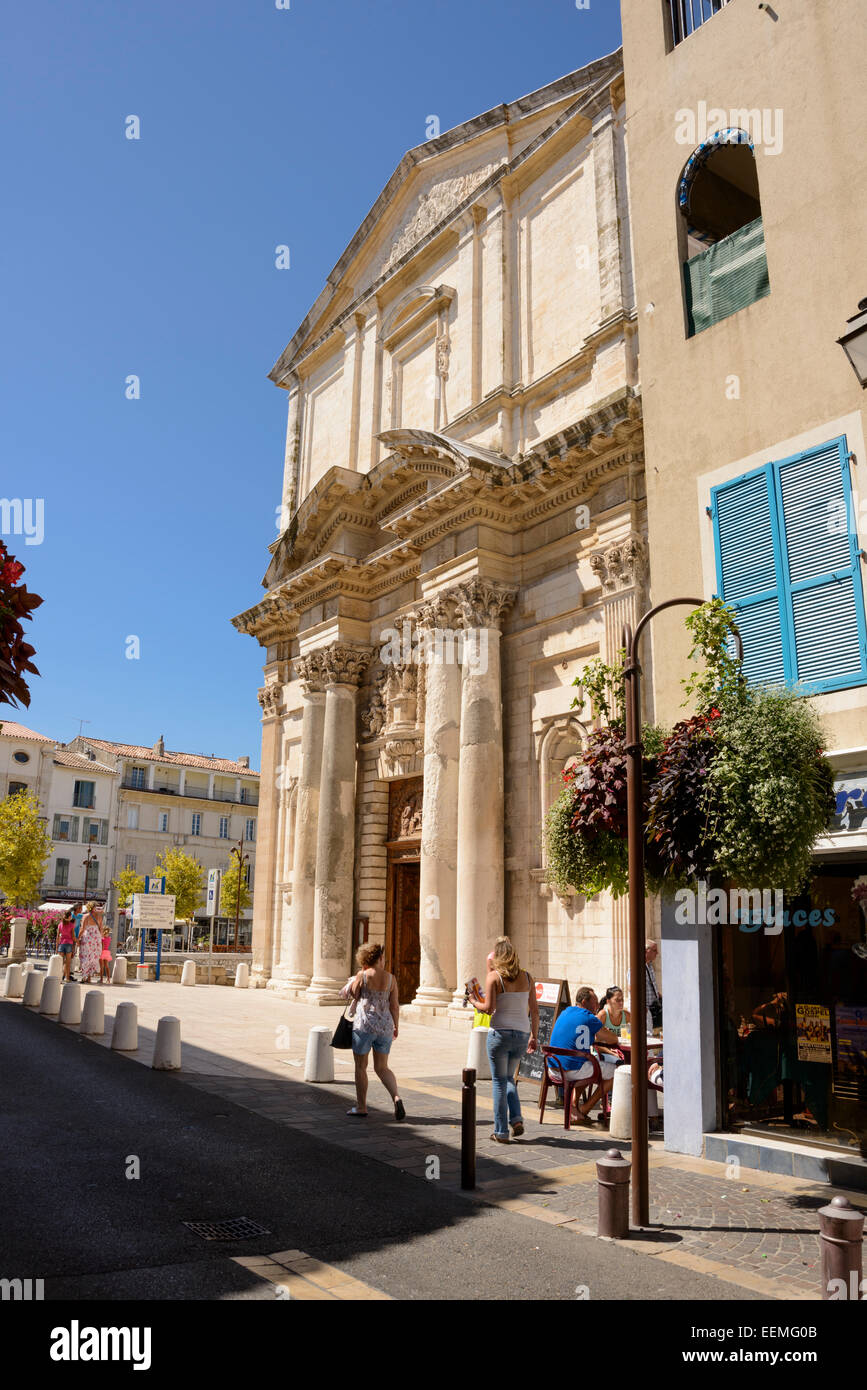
[1,1001,758,1304]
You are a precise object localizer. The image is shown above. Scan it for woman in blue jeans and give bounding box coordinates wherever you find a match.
[469,937,539,1142]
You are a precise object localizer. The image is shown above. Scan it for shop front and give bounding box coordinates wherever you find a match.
[719,860,867,1155]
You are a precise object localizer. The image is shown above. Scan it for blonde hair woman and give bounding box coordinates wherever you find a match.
[340,943,406,1122]
[469,937,539,1142]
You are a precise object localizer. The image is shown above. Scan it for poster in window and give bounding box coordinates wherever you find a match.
[834,1005,867,1080]
[795,1003,832,1063]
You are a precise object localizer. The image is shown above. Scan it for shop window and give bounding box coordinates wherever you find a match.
[711,435,867,693]
[679,131,769,336]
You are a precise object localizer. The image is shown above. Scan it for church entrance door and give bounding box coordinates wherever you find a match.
[386,778,422,1004]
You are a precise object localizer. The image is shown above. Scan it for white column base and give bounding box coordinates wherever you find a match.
[411,984,453,1008]
[305,977,346,1006]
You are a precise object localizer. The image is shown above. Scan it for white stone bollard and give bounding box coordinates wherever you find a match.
[153,1015,181,1070]
[39,975,63,1015]
[111,956,128,986]
[234,962,249,989]
[47,953,63,978]
[23,971,44,1008]
[609,1063,633,1140]
[111,1000,138,1051]
[8,917,27,963]
[466,1024,490,1076]
[304,1025,335,1082]
[180,960,197,987]
[3,963,24,998]
[80,989,105,1036]
[21,960,34,976]
[59,981,82,1025]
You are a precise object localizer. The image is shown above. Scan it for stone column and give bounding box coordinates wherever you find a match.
[413,595,461,1007]
[450,580,517,1013]
[284,653,327,989]
[307,643,371,1004]
[252,680,285,979]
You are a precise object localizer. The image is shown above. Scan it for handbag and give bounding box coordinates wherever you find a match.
[331,973,361,1050]
[649,999,663,1029]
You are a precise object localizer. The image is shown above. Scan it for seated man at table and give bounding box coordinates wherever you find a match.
[547,987,619,1123]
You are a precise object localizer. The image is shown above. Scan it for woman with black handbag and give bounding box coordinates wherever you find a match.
[337,942,405,1121]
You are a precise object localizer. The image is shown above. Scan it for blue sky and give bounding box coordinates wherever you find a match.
[4,0,622,768]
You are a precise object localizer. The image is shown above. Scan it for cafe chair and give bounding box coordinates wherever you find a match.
[540,1046,603,1131]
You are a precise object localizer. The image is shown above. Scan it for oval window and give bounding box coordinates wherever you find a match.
[13,751,30,764]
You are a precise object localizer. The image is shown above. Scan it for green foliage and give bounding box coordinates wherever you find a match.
[572,650,626,725]
[220,855,252,922]
[151,846,205,921]
[112,865,145,908]
[682,597,745,713]
[705,686,834,893]
[544,784,629,899]
[0,789,51,906]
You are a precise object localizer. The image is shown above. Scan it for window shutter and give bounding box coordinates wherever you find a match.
[100,820,108,845]
[777,438,867,687]
[53,814,62,838]
[70,817,79,843]
[685,217,770,337]
[712,466,787,686]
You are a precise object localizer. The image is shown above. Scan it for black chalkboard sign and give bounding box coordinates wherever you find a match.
[518,979,571,1084]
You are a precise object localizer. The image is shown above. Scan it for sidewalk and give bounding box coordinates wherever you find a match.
[5,973,865,1300]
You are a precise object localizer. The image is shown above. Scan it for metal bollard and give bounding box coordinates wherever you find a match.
[819,1195,865,1300]
[597,1148,632,1239]
[461,1067,476,1190]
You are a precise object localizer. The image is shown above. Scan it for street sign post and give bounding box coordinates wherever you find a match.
[206,869,221,986]
[132,892,176,982]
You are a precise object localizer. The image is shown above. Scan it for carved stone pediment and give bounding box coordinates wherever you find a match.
[379,164,500,276]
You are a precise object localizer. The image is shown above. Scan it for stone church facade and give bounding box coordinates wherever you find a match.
[234,51,650,1016]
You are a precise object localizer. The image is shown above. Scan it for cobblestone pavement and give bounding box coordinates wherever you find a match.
[4,977,864,1300]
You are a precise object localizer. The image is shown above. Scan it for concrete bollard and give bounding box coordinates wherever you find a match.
[111,956,128,986]
[3,963,24,998]
[153,1015,181,1070]
[136,962,152,982]
[466,1024,490,1076]
[59,981,82,1025]
[609,1064,632,1140]
[181,960,197,987]
[47,953,63,979]
[39,975,63,1015]
[819,1195,865,1300]
[21,960,34,976]
[597,1148,632,1238]
[304,1025,335,1082]
[23,971,44,1008]
[234,962,250,989]
[80,989,105,1036]
[8,917,27,964]
[111,1000,138,1051]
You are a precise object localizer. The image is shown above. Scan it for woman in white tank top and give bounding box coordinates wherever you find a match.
[469,937,540,1143]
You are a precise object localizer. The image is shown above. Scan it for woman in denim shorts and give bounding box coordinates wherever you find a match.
[340,942,405,1121]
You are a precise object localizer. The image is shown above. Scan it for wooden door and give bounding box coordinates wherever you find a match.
[392,862,420,1004]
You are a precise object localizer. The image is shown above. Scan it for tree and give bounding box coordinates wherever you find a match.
[150,846,205,922]
[112,865,145,909]
[0,540,43,708]
[0,789,52,907]
[220,855,252,925]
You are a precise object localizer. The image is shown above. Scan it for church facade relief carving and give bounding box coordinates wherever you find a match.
[234,53,649,1014]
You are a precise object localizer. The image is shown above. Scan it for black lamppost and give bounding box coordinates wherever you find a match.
[81,844,98,901]
[622,599,742,1228]
[230,834,249,953]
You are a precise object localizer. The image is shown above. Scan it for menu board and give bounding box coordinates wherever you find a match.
[795,1003,832,1063]
[517,979,571,1084]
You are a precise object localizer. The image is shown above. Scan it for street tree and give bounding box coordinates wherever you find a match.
[111,864,145,909]
[151,846,205,922]
[0,789,52,906]
[220,855,252,926]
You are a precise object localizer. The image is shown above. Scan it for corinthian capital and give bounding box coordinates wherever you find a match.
[590,534,648,592]
[258,684,285,719]
[411,592,459,631]
[321,643,372,688]
[453,579,518,631]
[295,651,328,693]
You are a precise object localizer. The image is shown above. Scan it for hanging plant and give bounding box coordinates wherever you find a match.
[645,710,722,889]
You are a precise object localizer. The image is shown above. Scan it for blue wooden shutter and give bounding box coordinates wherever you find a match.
[712,465,787,685]
[776,437,867,689]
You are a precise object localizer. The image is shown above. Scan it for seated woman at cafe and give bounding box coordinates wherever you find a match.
[597,986,629,1036]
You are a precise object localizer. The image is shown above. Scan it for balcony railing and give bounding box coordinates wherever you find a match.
[120,779,259,806]
[668,0,731,47]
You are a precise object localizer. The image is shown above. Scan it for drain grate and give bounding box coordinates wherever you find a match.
[183,1217,271,1242]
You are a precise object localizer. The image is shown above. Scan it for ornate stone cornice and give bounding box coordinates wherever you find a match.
[589,534,648,592]
[452,579,518,630]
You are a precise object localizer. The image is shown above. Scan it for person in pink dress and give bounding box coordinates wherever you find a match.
[57,911,76,982]
[99,924,113,984]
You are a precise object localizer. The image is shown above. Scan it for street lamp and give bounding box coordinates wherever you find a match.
[230,834,249,953]
[838,298,867,387]
[622,599,743,1228]
[81,844,98,901]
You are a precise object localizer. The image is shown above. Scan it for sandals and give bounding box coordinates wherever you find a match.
[394,1099,406,1122]
[346,1107,367,1116]
[511,1121,524,1137]
[490,1133,510,1144]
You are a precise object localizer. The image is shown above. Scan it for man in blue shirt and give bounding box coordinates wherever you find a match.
[548,987,619,1122]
